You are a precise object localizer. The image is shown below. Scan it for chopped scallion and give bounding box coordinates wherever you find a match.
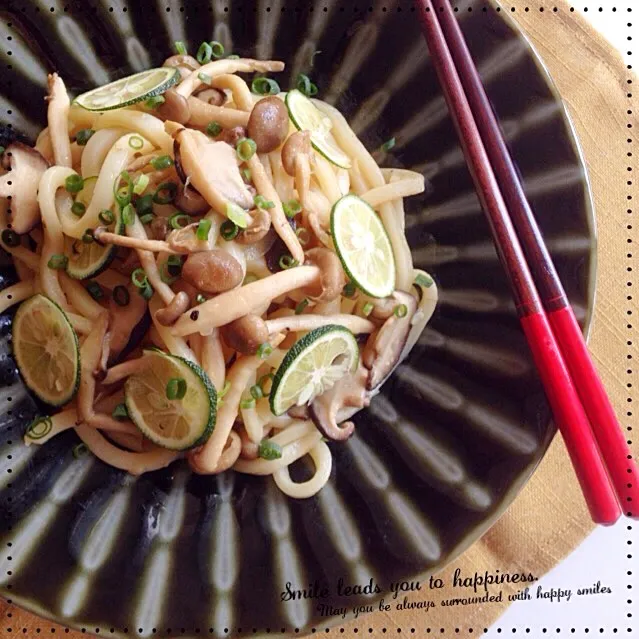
[196,41,213,65]
[251,76,280,95]
[206,121,222,137]
[174,40,187,55]
[394,303,408,318]
[168,212,192,229]
[153,182,178,204]
[133,173,150,195]
[380,137,396,152]
[250,384,263,400]
[71,201,86,217]
[198,71,212,84]
[129,135,144,150]
[150,155,173,170]
[166,377,187,400]
[414,272,434,288]
[240,397,256,410]
[362,301,374,317]
[86,281,103,301]
[65,174,84,194]
[196,218,212,241]
[75,128,95,146]
[121,203,135,225]
[258,439,282,460]
[210,40,225,58]
[112,403,129,421]
[236,137,257,162]
[145,95,165,109]
[295,298,309,314]
[257,343,272,359]
[254,194,274,209]
[278,254,298,270]
[283,199,302,218]
[220,219,239,241]
[98,209,115,225]
[47,254,68,270]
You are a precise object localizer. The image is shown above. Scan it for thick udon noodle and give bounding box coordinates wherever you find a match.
[0,59,437,499]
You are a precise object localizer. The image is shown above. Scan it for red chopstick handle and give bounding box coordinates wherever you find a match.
[520,312,621,525]
[548,306,639,518]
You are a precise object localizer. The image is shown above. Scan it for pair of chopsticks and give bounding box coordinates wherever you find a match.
[415,0,638,524]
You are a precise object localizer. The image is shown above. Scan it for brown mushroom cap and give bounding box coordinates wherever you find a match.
[247,97,289,154]
[181,249,244,294]
[0,142,49,234]
[302,247,346,303]
[155,291,190,327]
[236,207,271,245]
[281,130,312,177]
[220,314,269,355]
[193,87,226,106]
[155,88,191,124]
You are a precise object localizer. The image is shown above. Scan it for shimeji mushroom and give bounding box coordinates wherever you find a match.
[281,131,331,247]
[0,143,49,233]
[171,265,321,336]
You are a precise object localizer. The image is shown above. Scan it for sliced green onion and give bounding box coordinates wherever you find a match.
[75,128,95,146]
[139,284,153,300]
[210,40,225,58]
[98,209,115,225]
[169,212,192,229]
[250,384,264,401]
[283,199,302,219]
[198,71,212,84]
[47,254,68,270]
[296,227,310,246]
[82,229,95,244]
[225,202,249,229]
[236,137,257,162]
[166,377,187,400]
[113,285,130,307]
[71,201,86,217]
[362,301,374,317]
[65,174,84,194]
[196,41,213,65]
[112,403,129,421]
[72,442,88,458]
[153,182,178,204]
[257,343,273,360]
[167,254,183,277]
[343,281,356,298]
[220,220,239,241]
[145,95,165,109]
[174,40,187,55]
[254,194,274,209]
[279,254,298,270]
[135,193,154,217]
[241,167,252,183]
[26,416,52,440]
[226,54,240,60]
[251,77,280,95]
[133,173,150,195]
[129,135,144,150]
[296,73,318,97]
[257,373,274,397]
[240,397,256,410]
[258,439,282,460]
[86,281,103,301]
[295,298,309,315]
[113,171,133,207]
[415,273,434,288]
[122,203,135,225]
[150,155,173,170]
[206,121,222,137]
[139,212,154,225]
[131,268,149,289]
[160,262,178,284]
[196,293,207,304]
[196,218,212,241]
[394,303,408,318]
[380,137,396,152]
[1,229,20,247]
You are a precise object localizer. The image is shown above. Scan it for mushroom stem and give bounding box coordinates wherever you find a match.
[176,58,285,99]
[265,314,375,335]
[47,73,72,167]
[94,227,183,254]
[246,154,304,264]
[102,356,147,386]
[296,155,332,247]
[172,265,320,336]
[187,97,250,129]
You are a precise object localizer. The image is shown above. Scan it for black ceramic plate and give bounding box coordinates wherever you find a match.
[0,1,595,637]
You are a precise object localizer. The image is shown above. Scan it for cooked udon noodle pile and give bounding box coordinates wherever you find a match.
[0,48,437,498]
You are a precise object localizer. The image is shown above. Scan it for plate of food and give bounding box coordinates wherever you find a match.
[0,0,594,636]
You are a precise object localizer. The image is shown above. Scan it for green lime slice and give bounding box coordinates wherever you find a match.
[331,194,396,298]
[13,295,80,406]
[270,325,360,416]
[125,350,216,451]
[65,189,121,280]
[73,68,180,112]
[285,89,352,169]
